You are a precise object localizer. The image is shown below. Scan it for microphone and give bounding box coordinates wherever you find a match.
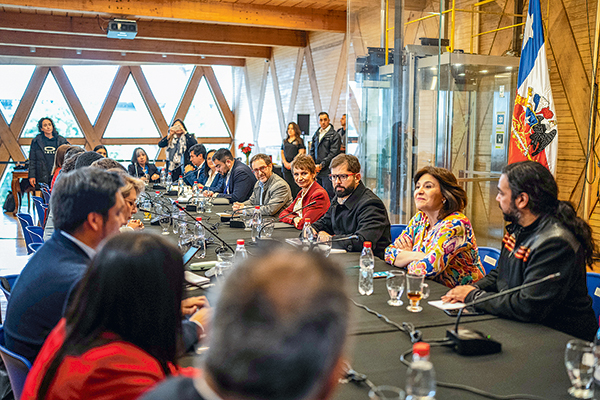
[230,200,286,217]
[258,200,318,238]
[446,272,561,356]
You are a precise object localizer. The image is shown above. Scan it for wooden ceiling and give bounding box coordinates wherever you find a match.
[0,0,426,65]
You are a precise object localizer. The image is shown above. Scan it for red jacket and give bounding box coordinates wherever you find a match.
[22,319,196,400]
[278,181,330,229]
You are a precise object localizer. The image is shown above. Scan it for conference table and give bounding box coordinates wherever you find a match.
[137,197,576,400]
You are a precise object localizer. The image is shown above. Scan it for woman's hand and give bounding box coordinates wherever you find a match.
[394,235,413,251]
[151,173,160,181]
[181,296,209,315]
[127,219,144,230]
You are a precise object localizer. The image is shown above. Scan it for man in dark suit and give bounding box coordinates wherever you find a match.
[310,112,341,199]
[182,144,208,187]
[4,168,126,363]
[204,148,257,204]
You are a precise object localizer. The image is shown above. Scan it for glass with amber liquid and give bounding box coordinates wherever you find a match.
[406,274,430,312]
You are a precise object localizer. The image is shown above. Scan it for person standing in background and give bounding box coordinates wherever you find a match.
[158,119,197,179]
[28,117,69,191]
[310,112,341,199]
[337,114,347,153]
[93,145,108,158]
[280,122,306,198]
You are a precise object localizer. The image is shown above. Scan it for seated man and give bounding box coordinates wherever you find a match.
[442,161,597,341]
[182,144,208,187]
[311,154,392,259]
[140,249,349,400]
[5,168,125,363]
[203,148,256,204]
[232,153,293,216]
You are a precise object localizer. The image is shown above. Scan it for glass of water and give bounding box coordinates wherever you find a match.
[368,385,405,400]
[316,237,332,257]
[565,339,594,399]
[386,270,405,306]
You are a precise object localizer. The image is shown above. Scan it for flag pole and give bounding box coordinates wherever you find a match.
[583,0,600,220]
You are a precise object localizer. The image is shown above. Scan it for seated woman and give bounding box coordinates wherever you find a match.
[93,144,108,158]
[203,149,225,193]
[21,233,201,400]
[384,166,485,288]
[50,144,73,190]
[279,154,330,229]
[128,147,160,183]
[118,172,145,231]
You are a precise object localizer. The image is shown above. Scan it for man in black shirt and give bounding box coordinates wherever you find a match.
[311,154,391,259]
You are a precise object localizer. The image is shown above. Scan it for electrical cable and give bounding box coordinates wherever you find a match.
[350,299,422,342]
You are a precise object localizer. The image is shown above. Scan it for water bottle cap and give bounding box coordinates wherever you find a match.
[255,206,260,209]
[305,218,311,223]
[168,172,171,175]
[155,191,159,194]
[237,239,245,245]
[196,217,202,222]
[413,342,430,357]
[363,241,372,248]
[194,181,198,183]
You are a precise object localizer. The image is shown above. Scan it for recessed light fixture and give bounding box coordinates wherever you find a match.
[455,64,462,67]
[162,54,167,58]
[459,73,466,76]
[76,50,82,55]
[430,67,437,71]
[30,47,36,53]
[480,70,488,73]
[506,66,513,70]
[121,52,126,56]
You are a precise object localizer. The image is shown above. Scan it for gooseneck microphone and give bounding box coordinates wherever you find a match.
[446,272,561,356]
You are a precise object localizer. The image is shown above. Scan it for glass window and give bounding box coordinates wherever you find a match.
[63,65,119,125]
[212,66,234,110]
[257,75,283,160]
[103,76,161,138]
[0,160,15,207]
[141,65,194,124]
[21,71,83,138]
[104,145,160,166]
[0,65,35,124]
[184,77,230,138]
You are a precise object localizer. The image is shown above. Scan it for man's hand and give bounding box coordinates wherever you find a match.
[29,177,36,187]
[317,231,332,242]
[181,296,209,315]
[190,306,212,339]
[151,173,160,181]
[203,190,214,197]
[441,286,476,304]
[184,165,194,174]
[394,235,413,251]
[232,202,244,211]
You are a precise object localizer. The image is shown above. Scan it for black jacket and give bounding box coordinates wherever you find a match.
[28,133,69,184]
[128,163,160,182]
[466,215,597,341]
[157,133,198,179]
[311,181,391,259]
[310,124,341,177]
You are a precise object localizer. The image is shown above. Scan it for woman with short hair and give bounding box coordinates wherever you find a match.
[385,166,485,288]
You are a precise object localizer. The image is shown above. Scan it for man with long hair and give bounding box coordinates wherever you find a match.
[443,161,597,341]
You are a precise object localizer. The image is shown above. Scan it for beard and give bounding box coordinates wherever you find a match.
[335,182,356,198]
[501,202,520,224]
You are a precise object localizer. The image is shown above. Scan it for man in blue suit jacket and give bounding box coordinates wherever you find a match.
[4,168,126,363]
[182,144,208,187]
[204,148,256,204]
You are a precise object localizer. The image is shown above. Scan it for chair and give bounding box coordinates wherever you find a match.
[587,272,600,323]
[16,213,36,255]
[40,187,51,205]
[0,326,32,400]
[478,246,501,275]
[390,224,407,240]
[24,226,44,244]
[27,243,43,253]
[32,196,48,227]
[0,274,19,304]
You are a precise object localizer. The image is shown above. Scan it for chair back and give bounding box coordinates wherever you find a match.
[16,213,35,253]
[0,274,19,304]
[478,246,501,274]
[0,326,32,400]
[587,272,600,323]
[390,224,407,240]
[27,243,43,254]
[25,226,44,244]
[40,187,51,205]
[32,196,47,227]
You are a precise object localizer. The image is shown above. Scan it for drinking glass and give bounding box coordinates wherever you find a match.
[242,210,253,229]
[157,205,170,235]
[316,237,332,257]
[204,196,213,213]
[386,270,405,306]
[565,339,594,399]
[142,198,152,221]
[260,217,274,238]
[368,385,405,400]
[406,273,430,312]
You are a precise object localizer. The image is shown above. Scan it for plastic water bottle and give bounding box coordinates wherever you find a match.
[593,318,600,389]
[193,217,206,259]
[406,342,436,400]
[301,218,315,247]
[172,203,180,234]
[234,239,249,264]
[178,208,187,235]
[192,181,199,202]
[359,241,374,295]
[160,168,166,186]
[251,206,262,242]
[166,172,172,190]
[177,176,184,196]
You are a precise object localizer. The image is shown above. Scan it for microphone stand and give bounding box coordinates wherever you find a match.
[447,272,561,356]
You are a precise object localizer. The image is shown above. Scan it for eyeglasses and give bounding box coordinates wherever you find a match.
[252,165,269,174]
[329,173,356,182]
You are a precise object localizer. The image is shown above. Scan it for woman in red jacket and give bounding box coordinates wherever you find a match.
[279,154,330,229]
[22,232,196,400]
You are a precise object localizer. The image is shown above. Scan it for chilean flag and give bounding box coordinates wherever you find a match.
[509,0,557,174]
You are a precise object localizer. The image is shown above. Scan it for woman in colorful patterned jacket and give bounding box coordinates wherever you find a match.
[385,166,485,288]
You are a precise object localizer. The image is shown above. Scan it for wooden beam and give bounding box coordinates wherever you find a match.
[174,66,205,124]
[287,47,305,123]
[329,35,348,124]
[95,66,130,137]
[304,37,322,115]
[0,30,272,59]
[269,57,286,139]
[0,115,26,162]
[0,11,308,47]
[203,67,235,138]
[11,66,49,138]
[1,1,346,32]
[51,66,100,149]
[19,137,86,146]
[130,66,169,136]
[17,137,232,145]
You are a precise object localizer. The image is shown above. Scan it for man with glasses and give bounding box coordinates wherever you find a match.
[232,154,292,216]
[203,148,256,204]
[311,154,392,258]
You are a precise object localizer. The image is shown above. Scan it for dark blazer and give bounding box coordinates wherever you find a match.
[310,124,341,177]
[128,163,160,182]
[214,159,257,204]
[28,133,69,185]
[157,133,198,179]
[4,230,91,363]
[182,162,209,186]
[205,172,226,193]
[279,181,330,229]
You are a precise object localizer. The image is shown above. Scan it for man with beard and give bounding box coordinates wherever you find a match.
[311,154,391,259]
[442,161,597,341]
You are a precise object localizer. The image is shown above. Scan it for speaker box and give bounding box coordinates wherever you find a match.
[297,114,310,136]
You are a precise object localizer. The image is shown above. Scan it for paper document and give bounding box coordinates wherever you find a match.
[428,300,466,310]
[185,271,210,286]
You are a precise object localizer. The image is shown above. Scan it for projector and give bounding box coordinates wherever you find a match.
[107,19,137,39]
